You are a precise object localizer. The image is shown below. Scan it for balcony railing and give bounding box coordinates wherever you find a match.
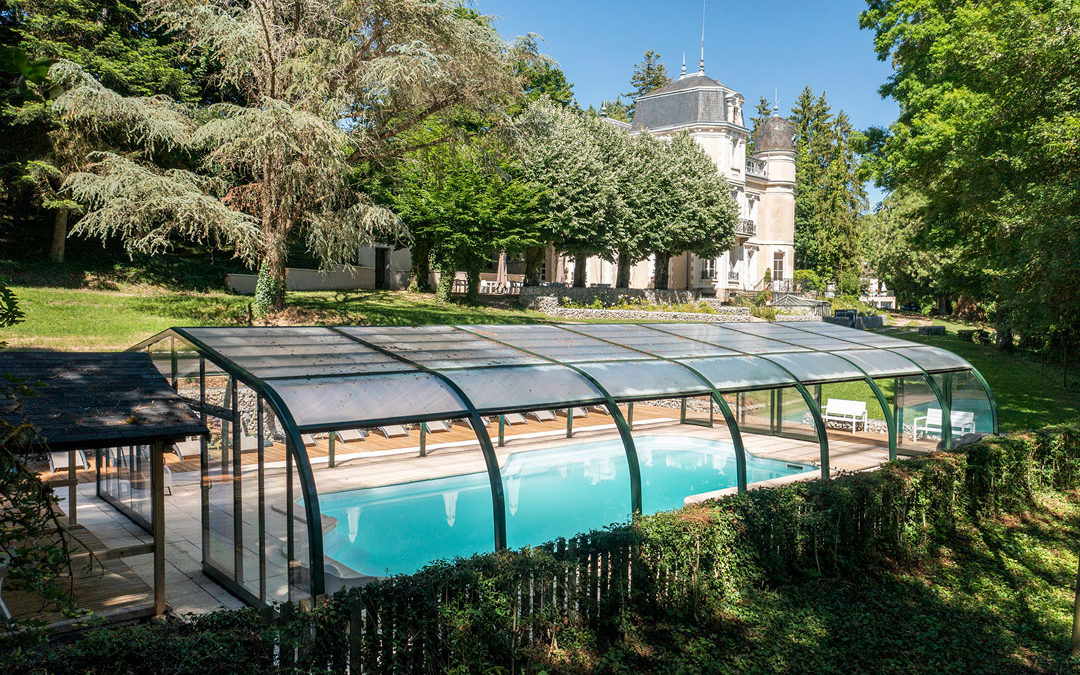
[735,218,757,238]
[745,158,767,178]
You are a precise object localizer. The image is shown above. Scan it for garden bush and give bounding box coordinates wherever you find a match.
[9,423,1080,673]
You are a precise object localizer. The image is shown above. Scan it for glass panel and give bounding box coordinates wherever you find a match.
[777,387,820,443]
[651,323,808,354]
[835,349,925,378]
[238,382,262,599]
[759,352,866,383]
[895,376,943,452]
[441,364,605,412]
[778,322,915,348]
[946,370,994,435]
[467,324,643,363]
[315,418,497,580]
[341,326,543,369]
[263,409,291,604]
[573,360,710,399]
[270,372,468,428]
[206,411,235,579]
[819,379,891,446]
[733,388,776,435]
[678,355,796,390]
[890,346,971,373]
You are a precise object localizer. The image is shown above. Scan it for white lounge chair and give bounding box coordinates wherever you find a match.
[460,417,491,430]
[335,429,367,443]
[503,413,527,425]
[425,420,452,433]
[587,405,611,415]
[527,410,557,423]
[377,425,409,438]
[557,407,590,418]
[821,399,869,433]
[912,408,976,441]
[172,438,201,461]
[301,434,318,446]
[48,450,88,474]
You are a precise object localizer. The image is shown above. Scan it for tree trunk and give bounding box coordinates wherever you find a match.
[409,243,432,293]
[49,208,68,263]
[572,254,588,288]
[616,250,632,289]
[265,243,287,310]
[465,267,481,304]
[653,252,671,290]
[524,245,544,286]
[435,264,455,303]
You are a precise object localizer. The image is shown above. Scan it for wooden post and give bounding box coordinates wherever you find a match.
[67,449,77,526]
[151,440,166,617]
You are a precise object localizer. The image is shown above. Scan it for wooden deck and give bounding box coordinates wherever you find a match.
[4,524,155,630]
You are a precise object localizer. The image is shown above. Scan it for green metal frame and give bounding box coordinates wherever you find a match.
[124,320,999,602]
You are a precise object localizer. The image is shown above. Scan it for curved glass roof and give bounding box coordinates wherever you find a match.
[155,321,982,431]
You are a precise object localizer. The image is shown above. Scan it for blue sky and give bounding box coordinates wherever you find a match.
[480,0,896,204]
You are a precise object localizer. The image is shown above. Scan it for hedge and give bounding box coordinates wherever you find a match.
[8,423,1080,674]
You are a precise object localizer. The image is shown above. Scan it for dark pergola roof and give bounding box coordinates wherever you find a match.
[0,351,206,451]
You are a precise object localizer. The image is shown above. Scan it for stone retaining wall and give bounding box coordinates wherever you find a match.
[519,285,729,311]
[543,306,754,322]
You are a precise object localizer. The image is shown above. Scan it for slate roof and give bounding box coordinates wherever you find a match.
[630,73,742,132]
[0,351,206,451]
[754,114,796,153]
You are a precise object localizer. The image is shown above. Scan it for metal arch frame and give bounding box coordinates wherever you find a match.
[645,324,833,481]
[325,327,509,551]
[767,322,959,449]
[554,324,752,493]
[146,328,330,600]
[453,325,644,514]
[760,323,901,461]
[968,366,1000,434]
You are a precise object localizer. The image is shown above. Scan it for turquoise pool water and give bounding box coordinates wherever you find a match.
[318,435,814,576]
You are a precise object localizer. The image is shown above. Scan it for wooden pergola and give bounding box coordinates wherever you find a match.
[0,351,206,619]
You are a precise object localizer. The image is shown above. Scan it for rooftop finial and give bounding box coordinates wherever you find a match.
[681,51,687,78]
[699,0,706,74]
[773,88,780,114]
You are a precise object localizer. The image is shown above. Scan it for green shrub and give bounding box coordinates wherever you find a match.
[11,424,1080,673]
[793,269,822,292]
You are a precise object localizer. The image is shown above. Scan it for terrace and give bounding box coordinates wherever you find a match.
[27,321,997,613]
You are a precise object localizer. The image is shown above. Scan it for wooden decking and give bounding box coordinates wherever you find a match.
[4,524,155,630]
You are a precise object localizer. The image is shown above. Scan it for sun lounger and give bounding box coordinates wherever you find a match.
[527,410,557,423]
[172,438,201,461]
[49,450,89,474]
[301,433,318,446]
[587,405,611,415]
[425,420,452,433]
[556,407,589,418]
[335,429,367,443]
[460,417,491,431]
[503,413,527,425]
[377,425,409,438]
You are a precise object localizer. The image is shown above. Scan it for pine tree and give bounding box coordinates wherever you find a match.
[746,95,772,154]
[624,50,670,117]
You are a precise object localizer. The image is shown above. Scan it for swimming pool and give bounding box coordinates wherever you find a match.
[318,435,814,577]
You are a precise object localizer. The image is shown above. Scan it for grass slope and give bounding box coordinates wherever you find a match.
[0,286,550,350]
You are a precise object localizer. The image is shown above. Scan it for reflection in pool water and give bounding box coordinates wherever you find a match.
[318,435,814,576]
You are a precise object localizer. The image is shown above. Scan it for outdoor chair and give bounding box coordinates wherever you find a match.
[821,399,869,433]
[460,417,491,430]
[425,420,452,433]
[172,438,201,461]
[503,413,528,425]
[377,425,410,438]
[335,429,367,443]
[48,449,89,474]
[526,410,557,423]
[557,407,590,418]
[912,408,976,441]
[301,434,318,447]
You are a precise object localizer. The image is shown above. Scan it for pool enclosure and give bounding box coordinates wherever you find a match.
[129,322,997,605]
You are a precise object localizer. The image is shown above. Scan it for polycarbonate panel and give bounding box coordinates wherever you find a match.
[340,326,542,369]
[441,364,605,411]
[574,360,711,399]
[760,352,866,383]
[468,325,643,363]
[651,323,808,354]
[568,324,739,358]
[677,355,797,390]
[890,346,971,372]
[836,349,925,377]
[270,372,467,428]
[777,322,914,348]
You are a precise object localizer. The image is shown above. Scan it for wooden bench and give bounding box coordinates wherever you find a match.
[821,398,869,432]
[912,408,976,441]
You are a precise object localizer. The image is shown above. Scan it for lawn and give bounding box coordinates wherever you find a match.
[0,286,551,351]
